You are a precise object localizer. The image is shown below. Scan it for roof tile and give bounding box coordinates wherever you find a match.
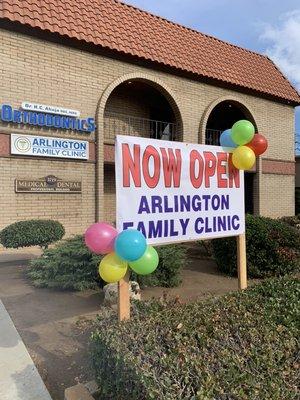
[1,0,299,104]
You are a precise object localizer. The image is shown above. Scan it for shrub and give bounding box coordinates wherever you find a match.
[280,214,300,230]
[212,214,300,278]
[91,276,300,400]
[27,235,102,290]
[0,219,65,249]
[27,235,186,290]
[131,244,187,288]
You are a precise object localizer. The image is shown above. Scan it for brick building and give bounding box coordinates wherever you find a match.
[0,0,299,237]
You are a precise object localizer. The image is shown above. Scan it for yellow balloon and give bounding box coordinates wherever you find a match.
[232,146,256,170]
[99,252,128,283]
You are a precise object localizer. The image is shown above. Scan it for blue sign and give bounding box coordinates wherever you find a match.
[11,134,89,160]
[0,104,96,133]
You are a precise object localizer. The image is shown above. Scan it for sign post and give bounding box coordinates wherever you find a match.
[118,271,131,321]
[237,233,247,290]
[115,135,248,320]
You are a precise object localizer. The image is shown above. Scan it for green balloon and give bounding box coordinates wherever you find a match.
[231,120,255,145]
[129,246,159,275]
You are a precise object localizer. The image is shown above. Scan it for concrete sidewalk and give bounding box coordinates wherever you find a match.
[0,248,41,265]
[0,300,52,400]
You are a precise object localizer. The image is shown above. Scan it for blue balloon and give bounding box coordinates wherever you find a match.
[115,229,147,262]
[220,129,238,150]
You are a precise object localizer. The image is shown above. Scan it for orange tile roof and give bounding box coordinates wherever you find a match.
[1,0,300,104]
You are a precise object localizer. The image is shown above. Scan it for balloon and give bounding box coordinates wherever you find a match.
[231,120,255,145]
[99,252,128,283]
[115,229,147,262]
[85,222,118,254]
[220,129,238,151]
[246,133,268,156]
[232,146,256,170]
[129,246,159,275]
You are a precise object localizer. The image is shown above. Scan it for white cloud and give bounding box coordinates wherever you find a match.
[260,10,300,90]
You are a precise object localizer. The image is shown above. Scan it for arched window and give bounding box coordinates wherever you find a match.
[205,100,256,145]
[103,79,183,143]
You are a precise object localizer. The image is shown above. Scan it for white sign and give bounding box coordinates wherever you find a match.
[21,102,80,117]
[115,135,245,245]
[11,134,89,160]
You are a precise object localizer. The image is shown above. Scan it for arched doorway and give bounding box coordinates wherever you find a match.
[205,100,257,214]
[102,78,183,223]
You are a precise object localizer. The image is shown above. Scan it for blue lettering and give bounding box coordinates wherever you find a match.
[37,113,46,126]
[195,218,204,234]
[1,104,13,122]
[46,114,53,127]
[148,220,162,238]
[0,104,94,133]
[151,196,163,213]
[137,221,147,237]
[13,110,22,123]
[86,117,96,132]
[29,113,38,125]
[169,220,179,236]
[179,219,189,235]
[123,222,134,230]
[217,216,227,231]
[232,215,240,230]
[54,116,61,128]
[138,196,150,214]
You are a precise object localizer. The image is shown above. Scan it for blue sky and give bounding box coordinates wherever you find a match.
[125,0,300,144]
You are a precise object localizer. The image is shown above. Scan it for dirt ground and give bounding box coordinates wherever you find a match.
[0,249,250,400]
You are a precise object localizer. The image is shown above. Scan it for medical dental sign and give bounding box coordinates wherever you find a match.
[11,134,89,160]
[116,135,245,245]
[0,102,95,133]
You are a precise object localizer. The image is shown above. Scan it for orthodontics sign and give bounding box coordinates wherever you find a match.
[115,135,245,245]
[0,102,95,133]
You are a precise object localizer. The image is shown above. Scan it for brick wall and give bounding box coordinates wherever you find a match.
[0,27,296,237]
[0,157,95,236]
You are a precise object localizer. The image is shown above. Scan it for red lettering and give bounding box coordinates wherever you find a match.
[228,154,240,188]
[160,147,182,187]
[122,144,141,187]
[204,151,217,188]
[142,146,160,188]
[217,152,228,188]
[190,150,204,188]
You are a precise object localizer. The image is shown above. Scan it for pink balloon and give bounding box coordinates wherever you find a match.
[85,222,118,255]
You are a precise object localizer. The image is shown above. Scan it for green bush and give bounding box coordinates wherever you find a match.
[131,244,187,288]
[27,235,102,290]
[28,235,186,290]
[0,219,65,249]
[280,214,300,230]
[91,276,300,400]
[212,214,300,278]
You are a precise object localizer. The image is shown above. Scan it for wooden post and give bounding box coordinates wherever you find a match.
[236,233,247,290]
[118,269,130,321]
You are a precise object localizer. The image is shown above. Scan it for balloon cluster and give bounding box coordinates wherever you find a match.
[220,120,268,170]
[84,223,159,283]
